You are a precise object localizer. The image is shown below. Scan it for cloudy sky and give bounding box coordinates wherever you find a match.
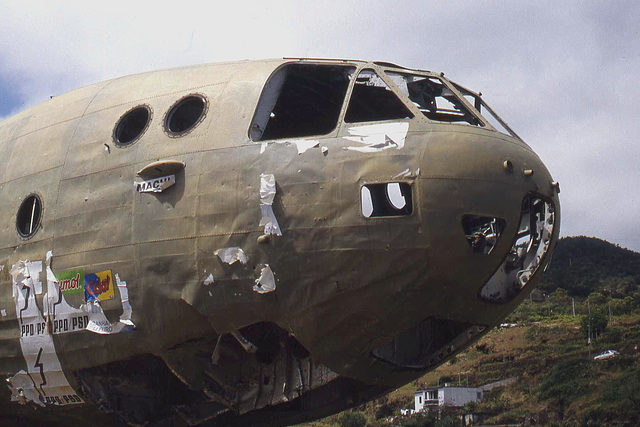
[1,1,638,251]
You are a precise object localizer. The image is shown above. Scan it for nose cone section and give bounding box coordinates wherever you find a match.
[329,129,560,386]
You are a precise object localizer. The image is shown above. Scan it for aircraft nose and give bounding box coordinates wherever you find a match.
[329,130,560,384]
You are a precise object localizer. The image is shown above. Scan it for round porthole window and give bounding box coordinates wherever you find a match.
[16,194,43,238]
[113,105,152,147]
[164,94,208,137]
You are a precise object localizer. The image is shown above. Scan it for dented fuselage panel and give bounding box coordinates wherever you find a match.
[0,58,560,425]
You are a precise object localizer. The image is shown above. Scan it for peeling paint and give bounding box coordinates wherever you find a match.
[253,265,276,294]
[295,139,320,154]
[343,122,409,153]
[203,274,214,286]
[393,168,411,179]
[259,173,282,236]
[393,168,420,179]
[215,247,248,265]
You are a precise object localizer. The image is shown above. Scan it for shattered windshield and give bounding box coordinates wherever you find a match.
[386,72,480,126]
[344,69,413,123]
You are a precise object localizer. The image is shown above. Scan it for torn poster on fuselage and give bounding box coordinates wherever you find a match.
[6,253,136,406]
[8,260,83,406]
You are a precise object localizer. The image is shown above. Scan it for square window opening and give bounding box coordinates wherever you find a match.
[361,182,412,218]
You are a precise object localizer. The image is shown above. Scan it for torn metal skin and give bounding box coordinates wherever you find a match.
[0,59,560,426]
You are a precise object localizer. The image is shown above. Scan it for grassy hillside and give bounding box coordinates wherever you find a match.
[301,237,640,426]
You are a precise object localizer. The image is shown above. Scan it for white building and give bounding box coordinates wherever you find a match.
[415,386,483,412]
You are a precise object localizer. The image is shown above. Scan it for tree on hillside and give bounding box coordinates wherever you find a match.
[539,237,640,297]
[581,313,608,340]
[586,292,606,307]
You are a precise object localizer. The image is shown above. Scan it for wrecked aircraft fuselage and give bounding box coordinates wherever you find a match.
[0,59,560,425]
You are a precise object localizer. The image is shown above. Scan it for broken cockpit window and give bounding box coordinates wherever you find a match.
[345,70,413,123]
[386,72,480,126]
[361,182,412,218]
[462,215,506,254]
[480,195,556,303]
[250,64,355,141]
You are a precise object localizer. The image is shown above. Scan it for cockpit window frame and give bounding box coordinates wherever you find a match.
[343,68,415,124]
[382,70,487,128]
[248,61,357,142]
[450,81,523,140]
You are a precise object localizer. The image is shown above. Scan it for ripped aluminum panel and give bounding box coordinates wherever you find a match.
[343,122,409,153]
[259,173,282,236]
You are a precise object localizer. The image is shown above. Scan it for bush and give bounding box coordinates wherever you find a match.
[582,367,640,425]
[581,313,608,339]
[338,411,367,427]
[374,403,394,420]
[434,415,460,427]
[398,412,437,427]
[537,358,592,407]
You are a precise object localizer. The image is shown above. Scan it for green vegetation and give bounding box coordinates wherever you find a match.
[337,411,367,427]
[540,236,640,297]
[301,237,640,426]
[581,312,608,338]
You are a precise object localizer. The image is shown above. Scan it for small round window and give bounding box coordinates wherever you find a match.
[164,94,208,137]
[16,194,43,238]
[113,105,152,147]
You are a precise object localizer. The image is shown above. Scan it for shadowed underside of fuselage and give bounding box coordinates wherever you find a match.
[0,58,560,425]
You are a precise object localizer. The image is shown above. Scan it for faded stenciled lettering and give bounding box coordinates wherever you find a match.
[133,174,176,193]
